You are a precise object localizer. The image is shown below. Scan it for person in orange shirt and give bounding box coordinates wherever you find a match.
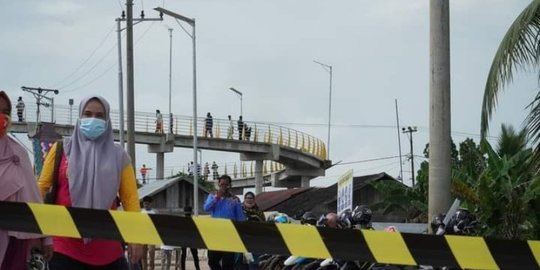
[140,164,152,184]
[38,95,142,269]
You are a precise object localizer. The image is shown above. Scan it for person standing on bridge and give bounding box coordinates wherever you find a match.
[0,91,53,269]
[140,164,152,184]
[155,109,163,134]
[237,116,244,140]
[203,175,245,270]
[227,115,234,139]
[203,162,210,181]
[204,112,213,138]
[38,95,142,268]
[16,96,25,122]
[211,161,219,180]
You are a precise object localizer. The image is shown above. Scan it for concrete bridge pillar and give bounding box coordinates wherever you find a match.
[156,152,164,180]
[148,134,174,181]
[301,175,310,188]
[255,160,263,194]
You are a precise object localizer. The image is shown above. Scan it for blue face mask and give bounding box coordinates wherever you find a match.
[79,117,107,140]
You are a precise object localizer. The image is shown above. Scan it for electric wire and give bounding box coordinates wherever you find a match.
[52,25,116,89]
[62,21,156,93]
[117,0,124,11]
[335,155,400,165]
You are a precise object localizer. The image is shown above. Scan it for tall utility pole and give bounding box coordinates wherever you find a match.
[402,126,417,186]
[395,99,404,182]
[116,13,125,149]
[429,0,452,231]
[168,28,173,134]
[21,86,59,127]
[126,0,136,167]
[116,11,162,148]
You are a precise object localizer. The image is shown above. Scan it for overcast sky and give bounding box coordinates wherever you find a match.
[2,0,537,187]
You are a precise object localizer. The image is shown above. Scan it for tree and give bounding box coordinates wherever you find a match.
[476,139,539,240]
[481,0,540,147]
[457,125,539,240]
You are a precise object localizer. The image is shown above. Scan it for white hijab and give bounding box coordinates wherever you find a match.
[64,96,130,209]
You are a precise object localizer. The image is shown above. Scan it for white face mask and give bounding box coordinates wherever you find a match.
[79,117,107,140]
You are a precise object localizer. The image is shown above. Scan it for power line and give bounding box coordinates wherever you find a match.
[52,25,116,88]
[335,155,400,165]
[61,22,155,93]
[58,40,117,90]
[62,62,117,93]
[117,0,124,11]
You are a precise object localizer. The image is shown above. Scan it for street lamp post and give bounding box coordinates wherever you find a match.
[155,7,199,215]
[168,28,173,134]
[314,60,333,159]
[229,87,243,117]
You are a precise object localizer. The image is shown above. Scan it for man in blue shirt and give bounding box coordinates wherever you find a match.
[203,175,246,270]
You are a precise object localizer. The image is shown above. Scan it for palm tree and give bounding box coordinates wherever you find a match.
[481,1,540,142]
[497,124,528,156]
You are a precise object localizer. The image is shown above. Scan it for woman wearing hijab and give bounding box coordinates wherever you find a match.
[38,96,142,269]
[240,192,264,270]
[242,192,264,222]
[0,91,52,268]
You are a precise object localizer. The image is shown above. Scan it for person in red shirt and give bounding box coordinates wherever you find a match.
[38,96,142,269]
[140,164,152,184]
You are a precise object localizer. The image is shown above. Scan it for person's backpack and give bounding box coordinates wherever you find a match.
[43,141,63,204]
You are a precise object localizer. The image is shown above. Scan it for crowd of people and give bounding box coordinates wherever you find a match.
[0,92,276,270]
[155,110,253,142]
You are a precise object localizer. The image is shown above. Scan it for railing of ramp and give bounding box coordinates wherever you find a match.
[157,160,285,181]
[16,103,327,160]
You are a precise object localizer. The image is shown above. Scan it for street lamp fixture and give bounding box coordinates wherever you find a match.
[154,6,199,215]
[229,87,243,117]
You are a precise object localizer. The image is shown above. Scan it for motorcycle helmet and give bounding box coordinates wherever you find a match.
[351,205,372,227]
[337,209,353,229]
[274,213,290,224]
[430,213,446,234]
[451,208,477,235]
[316,214,329,227]
[301,211,318,226]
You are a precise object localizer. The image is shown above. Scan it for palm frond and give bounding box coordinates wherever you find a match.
[481,0,540,137]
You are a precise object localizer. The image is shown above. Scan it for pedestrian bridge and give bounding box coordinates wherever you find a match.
[11,103,331,190]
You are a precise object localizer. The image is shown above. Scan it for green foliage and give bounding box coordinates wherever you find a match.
[169,172,216,192]
[481,0,540,138]
[475,139,540,240]
[370,179,427,222]
[372,124,540,239]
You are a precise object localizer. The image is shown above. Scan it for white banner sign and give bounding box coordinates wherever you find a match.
[337,169,353,213]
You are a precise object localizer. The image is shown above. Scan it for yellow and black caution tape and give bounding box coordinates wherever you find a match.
[0,201,538,270]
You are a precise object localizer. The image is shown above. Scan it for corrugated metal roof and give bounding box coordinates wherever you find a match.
[259,172,399,216]
[255,187,312,211]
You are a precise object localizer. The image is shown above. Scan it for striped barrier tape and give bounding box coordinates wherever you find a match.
[0,201,538,270]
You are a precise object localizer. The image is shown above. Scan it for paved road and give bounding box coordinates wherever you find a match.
[147,249,210,270]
